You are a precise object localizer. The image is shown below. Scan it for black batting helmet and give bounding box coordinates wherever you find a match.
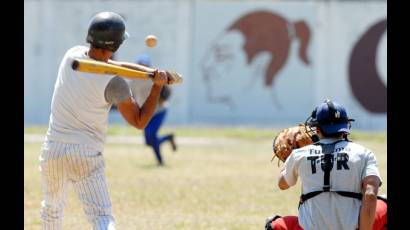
[86,12,129,52]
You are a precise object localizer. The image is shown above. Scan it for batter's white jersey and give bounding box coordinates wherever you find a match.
[46,45,115,153]
[283,138,382,230]
[40,45,122,230]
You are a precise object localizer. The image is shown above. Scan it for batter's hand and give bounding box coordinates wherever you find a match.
[152,70,167,86]
[165,70,179,85]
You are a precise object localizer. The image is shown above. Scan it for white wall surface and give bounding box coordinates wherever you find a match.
[24,0,387,130]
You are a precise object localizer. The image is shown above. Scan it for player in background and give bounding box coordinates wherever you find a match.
[39,12,174,230]
[265,100,387,230]
[129,54,177,166]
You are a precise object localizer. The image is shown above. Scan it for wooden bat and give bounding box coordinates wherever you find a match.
[71,58,183,84]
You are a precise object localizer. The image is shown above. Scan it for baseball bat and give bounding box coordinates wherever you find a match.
[71,59,183,84]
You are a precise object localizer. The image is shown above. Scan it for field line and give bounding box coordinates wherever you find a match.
[24,134,240,145]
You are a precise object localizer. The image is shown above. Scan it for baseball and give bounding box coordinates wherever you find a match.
[145,35,157,47]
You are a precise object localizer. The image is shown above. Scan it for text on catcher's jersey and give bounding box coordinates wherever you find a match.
[283,138,381,230]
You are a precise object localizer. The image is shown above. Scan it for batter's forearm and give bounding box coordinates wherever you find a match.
[136,84,162,128]
[117,86,161,129]
[117,70,166,129]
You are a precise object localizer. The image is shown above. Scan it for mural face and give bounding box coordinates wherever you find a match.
[200,31,247,110]
[349,18,387,114]
[201,11,312,110]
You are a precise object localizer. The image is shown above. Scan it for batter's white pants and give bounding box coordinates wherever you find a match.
[39,141,115,230]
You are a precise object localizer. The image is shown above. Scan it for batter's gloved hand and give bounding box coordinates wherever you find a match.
[165,70,183,85]
[152,70,168,86]
[272,124,318,165]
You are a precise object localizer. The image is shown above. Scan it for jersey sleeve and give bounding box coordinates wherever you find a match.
[104,76,132,104]
[361,149,383,186]
[282,150,300,186]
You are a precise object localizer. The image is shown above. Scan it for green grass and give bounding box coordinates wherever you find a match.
[24,127,387,230]
[24,125,386,141]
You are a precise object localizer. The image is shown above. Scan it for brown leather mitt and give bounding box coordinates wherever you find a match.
[272,124,316,165]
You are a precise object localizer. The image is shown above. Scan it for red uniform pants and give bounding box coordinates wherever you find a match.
[270,199,387,230]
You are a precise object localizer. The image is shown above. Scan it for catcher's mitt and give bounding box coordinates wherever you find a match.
[272,124,317,165]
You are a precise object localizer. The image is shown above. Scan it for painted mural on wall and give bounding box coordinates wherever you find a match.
[25,1,386,128]
[200,10,312,112]
[349,18,387,114]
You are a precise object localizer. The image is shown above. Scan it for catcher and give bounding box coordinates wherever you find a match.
[266,99,387,230]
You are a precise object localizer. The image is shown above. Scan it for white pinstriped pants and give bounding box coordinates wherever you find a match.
[39,141,115,230]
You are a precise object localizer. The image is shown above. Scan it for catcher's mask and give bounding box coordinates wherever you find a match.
[306,99,355,135]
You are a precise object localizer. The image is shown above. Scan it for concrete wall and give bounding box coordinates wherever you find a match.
[24,0,387,130]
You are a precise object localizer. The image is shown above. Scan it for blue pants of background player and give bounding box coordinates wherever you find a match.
[144,109,174,165]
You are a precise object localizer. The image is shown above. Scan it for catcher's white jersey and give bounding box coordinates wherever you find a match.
[46,45,115,153]
[283,138,382,230]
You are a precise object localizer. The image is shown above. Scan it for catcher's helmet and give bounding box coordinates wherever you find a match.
[307,99,355,134]
[86,12,129,52]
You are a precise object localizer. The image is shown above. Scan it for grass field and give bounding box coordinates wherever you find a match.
[24,126,387,230]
